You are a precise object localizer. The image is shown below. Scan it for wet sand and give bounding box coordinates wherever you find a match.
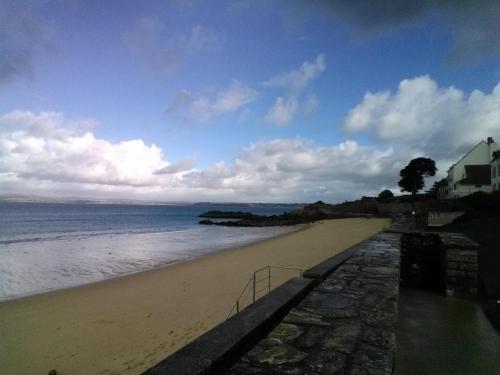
[0,218,390,375]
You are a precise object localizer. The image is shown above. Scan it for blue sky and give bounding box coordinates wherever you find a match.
[1,0,500,202]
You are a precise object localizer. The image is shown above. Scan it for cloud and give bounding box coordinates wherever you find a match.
[181,138,396,201]
[283,0,500,64]
[264,54,325,126]
[263,54,326,93]
[264,97,298,126]
[155,159,195,175]
[124,17,221,74]
[169,81,258,121]
[0,110,402,202]
[6,79,498,202]
[343,75,500,164]
[0,1,51,86]
[0,111,189,189]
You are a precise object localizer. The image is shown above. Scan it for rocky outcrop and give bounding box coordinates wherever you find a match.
[198,211,260,219]
[198,202,370,227]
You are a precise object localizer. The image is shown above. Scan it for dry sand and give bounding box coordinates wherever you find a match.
[0,218,390,375]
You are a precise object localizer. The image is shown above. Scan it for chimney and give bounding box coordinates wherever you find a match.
[487,137,494,144]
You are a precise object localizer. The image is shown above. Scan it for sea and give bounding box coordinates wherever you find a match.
[0,202,298,301]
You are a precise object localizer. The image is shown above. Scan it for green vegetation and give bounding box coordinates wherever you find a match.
[378,189,394,200]
[399,157,437,197]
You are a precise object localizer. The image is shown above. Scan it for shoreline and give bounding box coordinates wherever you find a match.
[0,223,300,304]
[0,218,390,375]
[0,224,307,304]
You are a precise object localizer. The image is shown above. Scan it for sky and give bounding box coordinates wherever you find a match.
[1,0,500,203]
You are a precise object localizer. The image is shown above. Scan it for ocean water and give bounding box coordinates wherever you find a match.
[0,202,296,301]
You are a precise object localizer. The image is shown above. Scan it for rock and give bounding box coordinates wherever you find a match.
[198,219,214,225]
[48,370,57,375]
[198,211,258,219]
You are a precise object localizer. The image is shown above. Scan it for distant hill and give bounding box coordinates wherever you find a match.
[0,194,190,206]
[0,194,305,207]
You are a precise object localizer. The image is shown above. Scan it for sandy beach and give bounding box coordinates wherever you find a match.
[0,218,390,375]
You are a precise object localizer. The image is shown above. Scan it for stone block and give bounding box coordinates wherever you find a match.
[350,343,393,375]
[466,271,478,279]
[447,269,466,277]
[465,288,478,295]
[268,323,303,344]
[305,350,346,374]
[455,277,477,287]
[322,320,361,354]
[283,308,331,327]
[457,249,478,256]
[360,307,396,328]
[362,327,395,350]
[295,326,328,349]
[459,263,477,271]
[301,292,361,319]
[245,339,308,366]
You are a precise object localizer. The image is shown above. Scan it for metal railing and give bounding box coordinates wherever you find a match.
[226,265,303,320]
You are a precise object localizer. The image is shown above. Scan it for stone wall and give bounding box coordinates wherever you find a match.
[440,233,479,298]
[228,232,401,374]
[143,227,480,375]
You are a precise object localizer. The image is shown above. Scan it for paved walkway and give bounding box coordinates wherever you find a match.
[228,232,401,374]
[395,288,500,374]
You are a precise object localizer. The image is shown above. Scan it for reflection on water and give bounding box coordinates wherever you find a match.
[0,202,296,301]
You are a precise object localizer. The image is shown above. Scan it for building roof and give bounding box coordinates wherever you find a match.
[458,165,491,185]
[447,140,486,172]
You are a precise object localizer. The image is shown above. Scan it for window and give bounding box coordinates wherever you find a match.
[475,184,482,188]
[498,165,500,176]
[494,166,497,178]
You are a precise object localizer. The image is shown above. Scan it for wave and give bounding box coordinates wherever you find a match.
[0,226,203,245]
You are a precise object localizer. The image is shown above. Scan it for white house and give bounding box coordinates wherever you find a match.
[446,137,499,198]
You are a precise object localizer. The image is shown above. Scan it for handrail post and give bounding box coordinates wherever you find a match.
[252,272,256,303]
[268,266,271,293]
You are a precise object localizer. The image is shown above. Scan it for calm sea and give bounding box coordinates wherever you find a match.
[0,202,296,301]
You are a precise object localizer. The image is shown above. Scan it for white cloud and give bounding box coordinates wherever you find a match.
[344,76,500,162]
[0,110,402,202]
[155,159,195,175]
[13,82,498,202]
[182,138,396,201]
[0,111,185,190]
[264,54,326,125]
[169,81,257,122]
[263,54,326,93]
[264,97,298,126]
[124,17,221,74]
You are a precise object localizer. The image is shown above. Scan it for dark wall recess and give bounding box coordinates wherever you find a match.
[400,233,445,292]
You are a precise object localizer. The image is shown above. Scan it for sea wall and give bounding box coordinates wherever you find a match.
[143,228,480,375]
[144,231,401,375]
[228,231,401,374]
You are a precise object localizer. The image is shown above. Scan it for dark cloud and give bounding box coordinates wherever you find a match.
[0,1,50,85]
[284,0,500,64]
